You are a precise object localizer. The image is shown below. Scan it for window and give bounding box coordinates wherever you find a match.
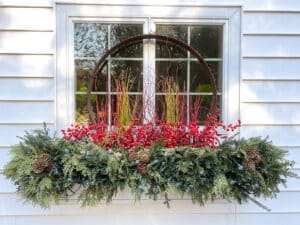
[74,21,223,125]
[56,4,240,130]
[74,23,144,125]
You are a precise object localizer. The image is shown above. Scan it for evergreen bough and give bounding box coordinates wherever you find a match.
[2,127,295,209]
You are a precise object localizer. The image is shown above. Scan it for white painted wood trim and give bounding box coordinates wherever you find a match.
[55,0,246,7]
[56,4,242,130]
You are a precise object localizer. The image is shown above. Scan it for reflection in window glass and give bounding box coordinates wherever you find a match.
[190,26,223,58]
[74,23,143,124]
[74,23,108,58]
[74,22,223,125]
[156,24,223,123]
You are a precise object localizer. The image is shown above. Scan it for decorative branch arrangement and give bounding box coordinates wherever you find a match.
[2,116,294,209]
[1,35,296,210]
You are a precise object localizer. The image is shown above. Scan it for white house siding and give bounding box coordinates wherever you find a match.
[239,0,300,224]
[0,0,300,224]
[0,0,56,221]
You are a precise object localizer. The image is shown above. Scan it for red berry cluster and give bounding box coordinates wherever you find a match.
[61,111,240,150]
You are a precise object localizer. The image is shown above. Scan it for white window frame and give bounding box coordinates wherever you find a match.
[56,3,241,131]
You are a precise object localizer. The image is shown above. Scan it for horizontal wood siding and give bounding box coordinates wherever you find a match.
[0,55,54,77]
[243,12,300,34]
[0,214,235,225]
[243,36,300,57]
[241,103,300,125]
[0,6,56,218]
[242,58,300,80]
[0,147,11,169]
[0,213,300,225]
[241,1,300,224]
[0,8,53,31]
[0,1,299,225]
[0,0,52,7]
[0,102,54,123]
[244,0,300,11]
[241,81,300,102]
[0,32,54,54]
[236,214,300,225]
[0,78,54,100]
[0,124,55,147]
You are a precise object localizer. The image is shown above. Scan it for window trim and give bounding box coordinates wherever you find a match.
[56,4,241,130]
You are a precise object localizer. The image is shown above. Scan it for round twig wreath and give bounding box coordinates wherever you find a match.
[87,34,217,124]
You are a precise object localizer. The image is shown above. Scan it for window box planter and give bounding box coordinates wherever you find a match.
[2,120,294,210]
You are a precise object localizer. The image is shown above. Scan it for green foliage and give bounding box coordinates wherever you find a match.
[2,126,72,208]
[2,128,295,209]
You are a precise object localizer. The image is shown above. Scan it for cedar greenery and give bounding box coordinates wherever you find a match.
[2,126,295,209]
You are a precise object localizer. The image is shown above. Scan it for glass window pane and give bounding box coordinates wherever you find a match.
[155,23,223,123]
[156,24,188,58]
[189,95,221,123]
[190,26,223,58]
[75,59,95,92]
[111,60,143,92]
[75,23,143,125]
[190,61,222,93]
[155,94,187,123]
[156,41,187,58]
[111,24,143,58]
[111,94,143,125]
[74,23,108,58]
[156,24,187,42]
[75,59,108,92]
[75,94,106,124]
[156,61,187,92]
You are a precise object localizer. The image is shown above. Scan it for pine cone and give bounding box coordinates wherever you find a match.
[137,162,147,174]
[129,152,138,162]
[39,153,51,162]
[139,151,150,163]
[32,160,48,174]
[242,160,256,171]
[32,153,54,174]
[252,154,261,164]
[245,148,261,164]
[245,147,256,157]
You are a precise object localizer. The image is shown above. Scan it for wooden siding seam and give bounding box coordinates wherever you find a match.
[0,29,54,32]
[235,211,300,215]
[242,78,300,81]
[244,9,300,13]
[241,100,300,104]
[0,5,53,9]
[0,53,54,56]
[0,122,55,125]
[242,124,300,127]
[0,145,11,148]
[243,56,300,59]
[279,146,300,149]
[0,75,53,78]
[0,100,54,102]
[243,33,300,37]
[0,76,54,79]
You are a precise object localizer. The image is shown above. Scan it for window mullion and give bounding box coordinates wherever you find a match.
[143,39,156,123]
[187,26,191,124]
[107,25,112,127]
